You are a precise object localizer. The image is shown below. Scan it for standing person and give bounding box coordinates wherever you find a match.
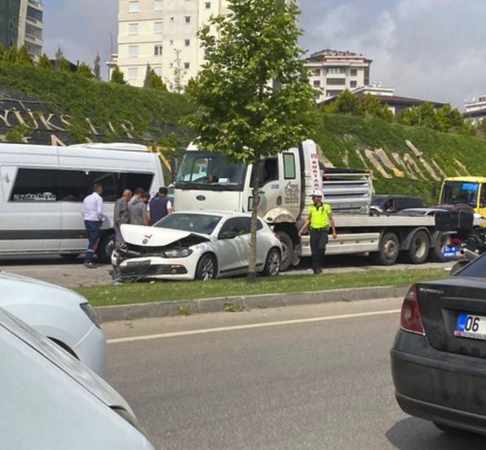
[148,187,174,226]
[130,191,150,226]
[298,189,337,274]
[83,184,104,268]
[129,187,144,206]
[114,189,132,247]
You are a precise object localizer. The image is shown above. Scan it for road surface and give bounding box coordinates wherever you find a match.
[103,298,486,450]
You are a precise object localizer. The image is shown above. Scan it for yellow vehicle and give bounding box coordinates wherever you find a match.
[439,177,486,217]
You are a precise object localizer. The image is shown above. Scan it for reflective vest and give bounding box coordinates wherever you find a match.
[308,203,331,229]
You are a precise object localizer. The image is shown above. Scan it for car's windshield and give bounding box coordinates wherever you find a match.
[176,151,247,190]
[154,213,222,235]
[441,181,479,207]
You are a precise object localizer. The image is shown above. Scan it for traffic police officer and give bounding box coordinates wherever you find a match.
[298,189,337,274]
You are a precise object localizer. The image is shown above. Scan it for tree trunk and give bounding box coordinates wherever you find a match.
[247,159,260,284]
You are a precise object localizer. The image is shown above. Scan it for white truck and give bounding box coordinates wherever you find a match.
[174,140,466,270]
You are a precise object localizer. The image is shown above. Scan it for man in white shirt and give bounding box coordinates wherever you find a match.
[83,184,104,268]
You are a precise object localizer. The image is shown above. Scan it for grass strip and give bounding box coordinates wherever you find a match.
[75,268,449,308]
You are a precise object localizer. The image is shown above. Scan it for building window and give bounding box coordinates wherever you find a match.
[350,80,357,88]
[128,45,139,58]
[184,62,190,69]
[185,16,191,23]
[326,90,343,97]
[205,2,211,8]
[314,69,320,76]
[327,78,346,85]
[129,1,139,13]
[154,45,163,56]
[153,66,162,76]
[154,0,163,11]
[128,23,139,35]
[128,68,138,80]
[154,21,163,33]
[184,39,190,46]
[313,80,321,88]
[350,69,358,76]
[327,67,345,74]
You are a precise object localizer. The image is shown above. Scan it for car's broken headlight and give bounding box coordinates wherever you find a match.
[163,248,193,258]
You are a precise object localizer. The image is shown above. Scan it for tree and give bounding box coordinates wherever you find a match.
[0,42,4,60]
[2,46,18,63]
[16,46,34,66]
[93,53,101,80]
[54,47,64,71]
[110,66,127,84]
[77,62,94,78]
[37,53,52,69]
[171,49,187,93]
[321,90,364,116]
[189,0,317,283]
[143,63,152,88]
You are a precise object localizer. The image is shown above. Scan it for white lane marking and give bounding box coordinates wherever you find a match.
[108,309,401,344]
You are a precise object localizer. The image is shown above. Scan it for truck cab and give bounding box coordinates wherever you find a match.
[439,177,486,218]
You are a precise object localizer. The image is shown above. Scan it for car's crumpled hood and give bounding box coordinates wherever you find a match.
[120,224,211,246]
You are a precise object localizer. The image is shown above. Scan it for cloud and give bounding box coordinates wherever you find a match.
[41,0,486,108]
[43,0,118,76]
[300,0,486,108]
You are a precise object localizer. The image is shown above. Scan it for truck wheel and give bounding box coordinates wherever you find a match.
[374,232,399,265]
[97,233,115,264]
[405,230,430,264]
[276,231,293,272]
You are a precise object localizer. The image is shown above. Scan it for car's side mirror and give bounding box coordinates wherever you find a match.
[220,231,237,239]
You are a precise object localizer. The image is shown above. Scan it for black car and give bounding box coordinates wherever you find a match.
[391,255,486,436]
[371,195,424,214]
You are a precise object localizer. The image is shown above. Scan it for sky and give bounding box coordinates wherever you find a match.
[43,0,486,109]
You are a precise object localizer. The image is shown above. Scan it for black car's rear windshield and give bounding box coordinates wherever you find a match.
[456,253,486,278]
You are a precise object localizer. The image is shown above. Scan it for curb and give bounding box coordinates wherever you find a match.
[94,285,408,323]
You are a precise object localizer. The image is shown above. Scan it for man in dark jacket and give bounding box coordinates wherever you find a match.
[148,187,174,225]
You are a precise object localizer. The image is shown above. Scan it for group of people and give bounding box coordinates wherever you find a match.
[82,185,173,268]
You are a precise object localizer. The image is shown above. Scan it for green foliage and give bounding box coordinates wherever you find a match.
[110,66,127,85]
[37,53,52,70]
[0,42,4,59]
[322,90,364,116]
[16,46,34,66]
[224,302,245,313]
[2,46,18,63]
[0,61,195,144]
[5,125,32,143]
[143,64,168,91]
[77,62,94,78]
[93,53,101,80]
[191,0,317,162]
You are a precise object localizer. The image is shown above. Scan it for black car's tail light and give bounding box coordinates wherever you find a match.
[400,285,425,335]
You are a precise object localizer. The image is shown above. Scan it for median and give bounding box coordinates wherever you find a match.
[75,268,448,308]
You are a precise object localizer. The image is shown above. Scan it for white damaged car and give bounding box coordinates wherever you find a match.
[111,211,282,281]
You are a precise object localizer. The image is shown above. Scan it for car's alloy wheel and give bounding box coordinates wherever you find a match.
[263,248,281,276]
[195,254,216,281]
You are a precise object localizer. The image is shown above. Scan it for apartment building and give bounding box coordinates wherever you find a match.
[0,0,44,58]
[111,0,300,89]
[306,49,371,103]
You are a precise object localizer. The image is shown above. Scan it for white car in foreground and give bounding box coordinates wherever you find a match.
[0,271,106,376]
[111,211,282,281]
[0,306,154,450]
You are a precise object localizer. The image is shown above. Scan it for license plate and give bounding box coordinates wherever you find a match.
[127,259,151,267]
[454,314,486,340]
[442,245,459,258]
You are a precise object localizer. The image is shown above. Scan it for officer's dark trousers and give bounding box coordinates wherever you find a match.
[310,229,328,273]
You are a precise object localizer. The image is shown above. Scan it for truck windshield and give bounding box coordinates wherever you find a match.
[441,181,479,207]
[176,151,247,191]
